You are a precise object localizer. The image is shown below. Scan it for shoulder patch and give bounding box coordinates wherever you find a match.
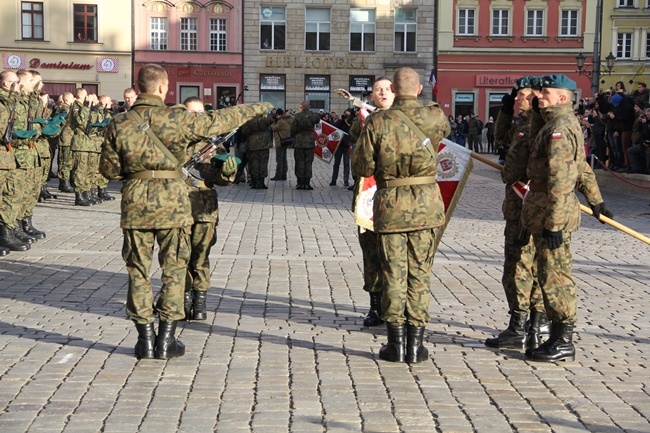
[552,132,562,139]
[517,132,525,138]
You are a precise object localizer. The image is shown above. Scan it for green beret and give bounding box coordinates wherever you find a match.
[514,76,543,91]
[48,112,68,126]
[541,74,577,92]
[41,123,61,137]
[211,154,241,166]
[12,129,38,139]
[528,76,542,91]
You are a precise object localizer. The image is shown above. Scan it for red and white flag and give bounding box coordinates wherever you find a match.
[354,137,473,249]
[314,120,346,164]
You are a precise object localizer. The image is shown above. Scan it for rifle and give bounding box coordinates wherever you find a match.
[334,89,376,113]
[27,89,36,131]
[85,102,96,136]
[182,129,238,181]
[3,83,17,151]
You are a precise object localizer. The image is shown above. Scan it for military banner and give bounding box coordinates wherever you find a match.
[314,120,346,164]
[354,137,473,249]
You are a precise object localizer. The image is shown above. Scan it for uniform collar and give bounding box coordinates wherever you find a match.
[540,102,574,120]
[392,96,421,108]
[132,93,166,108]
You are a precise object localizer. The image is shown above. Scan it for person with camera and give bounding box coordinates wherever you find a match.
[270,108,292,181]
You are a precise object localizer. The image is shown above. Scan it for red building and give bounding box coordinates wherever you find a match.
[134,1,243,107]
[437,0,595,121]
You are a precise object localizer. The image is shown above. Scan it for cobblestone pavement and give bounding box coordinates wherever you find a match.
[0,149,649,433]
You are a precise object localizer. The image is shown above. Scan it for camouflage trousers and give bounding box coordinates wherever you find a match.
[294,148,314,179]
[40,156,51,186]
[122,227,192,324]
[502,220,543,314]
[248,149,270,179]
[358,227,382,294]
[58,146,73,181]
[72,151,92,192]
[88,153,108,189]
[185,222,217,293]
[533,232,577,324]
[23,166,41,218]
[378,229,436,327]
[2,168,26,228]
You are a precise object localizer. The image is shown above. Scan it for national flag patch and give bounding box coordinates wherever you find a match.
[552,132,562,139]
[517,132,525,138]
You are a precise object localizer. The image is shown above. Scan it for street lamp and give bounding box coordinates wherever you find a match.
[575,51,616,79]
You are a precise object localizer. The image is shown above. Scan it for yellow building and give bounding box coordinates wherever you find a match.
[0,1,132,100]
[600,0,650,92]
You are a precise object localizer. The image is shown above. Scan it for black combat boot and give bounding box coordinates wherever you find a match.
[155,321,185,360]
[182,291,193,321]
[89,189,103,204]
[379,323,406,362]
[0,245,8,256]
[484,312,527,348]
[526,310,545,350]
[538,311,550,335]
[98,187,116,201]
[83,190,99,205]
[303,178,314,190]
[22,216,46,239]
[191,290,207,321]
[406,324,429,364]
[250,177,259,189]
[0,224,30,251]
[270,174,282,181]
[39,185,56,201]
[59,179,74,193]
[14,225,36,244]
[528,322,575,363]
[363,292,383,327]
[296,177,305,190]
[75,191,92,206]
[134,323,156,359]
[257,178,268,190]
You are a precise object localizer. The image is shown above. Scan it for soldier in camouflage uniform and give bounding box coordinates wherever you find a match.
[291,100,320,190]
[241,113,273,189]
[100,63,272,360]
[350,76,394,327]
[181,97,238,321]
[522,74,613,363]
[0,71,29,254]
[56,92,75,193]
[352,68,450,363]
[92,95,114,202]
[485,76,547,350]
[70,90,102,206]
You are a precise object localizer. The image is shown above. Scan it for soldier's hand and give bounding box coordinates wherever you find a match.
[514,224,531,247]
[501,92,515,115]
[590,202,613,223]
[542,228,563,250]
[221,156,237,177]
[531,97,540,113]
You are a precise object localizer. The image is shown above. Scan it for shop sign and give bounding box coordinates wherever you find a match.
[476,74,521,87]
[266,56,369,70]
[489,94,507,103]
[455,94,474,103]
[349,75,374,93]
[30,58,92,70]
[305,75,329,91]
[97,57,118,73]
[260,74,285,91]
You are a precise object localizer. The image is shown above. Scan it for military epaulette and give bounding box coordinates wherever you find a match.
[425,101,440,108]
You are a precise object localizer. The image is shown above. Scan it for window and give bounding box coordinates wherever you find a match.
[73,4,97,42]
[150,17,168,50]
[260,6,286,50]
[395,9,417,52]
[457,9,475,36]
[306,8,330,51]
[526,9,544,37]
[617,0,635,7]
[560,10,578,37]
[617,32,632,58]
[647,32,650,58]
[210,18,227,51]
[350,8,375,52]
[21,2,44,40]
[180,18,197,51]
[492,9,509,36]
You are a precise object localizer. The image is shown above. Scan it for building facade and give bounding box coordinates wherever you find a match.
[242,1,436,113]
[599,0,650,92]
[134,0,243,107]
[0,0,132,101]
[437,0,597,122]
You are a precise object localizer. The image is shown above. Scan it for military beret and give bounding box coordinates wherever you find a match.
[211,154,241,165]
[540,74,577,92]
[513,76,543,91]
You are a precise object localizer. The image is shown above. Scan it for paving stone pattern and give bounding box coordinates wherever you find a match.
[0,149,649,433]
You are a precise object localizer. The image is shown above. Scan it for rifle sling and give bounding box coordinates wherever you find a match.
[394,110,437,161]
[126,109,181,170]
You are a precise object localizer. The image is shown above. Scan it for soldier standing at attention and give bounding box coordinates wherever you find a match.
[352,67,450,363]
[56,92,75,193]
[349,76,394,327]
[93,95,115,202]
[522,74,612,362]
[181,97,238,321]
[100,63,271,360]
[291,100,320,190]
[485,76,548,350]
[241,112,274,189]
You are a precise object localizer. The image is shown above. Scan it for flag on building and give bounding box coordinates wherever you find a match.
[354,137,473,249]
[314,120,346,164]
[428,69,438,96]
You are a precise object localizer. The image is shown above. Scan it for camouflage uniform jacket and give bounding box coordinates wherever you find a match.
[89,110,111,153]
[56,103,74,147]
[185,140,231,224]
[290,110,320,149]
[70,101,95,152]
[0,89,17,169]
[100,93,271,229]
[522,103,603,235]
[501,110,530,220]
[242,114,273,151]
[351,96,451,234]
